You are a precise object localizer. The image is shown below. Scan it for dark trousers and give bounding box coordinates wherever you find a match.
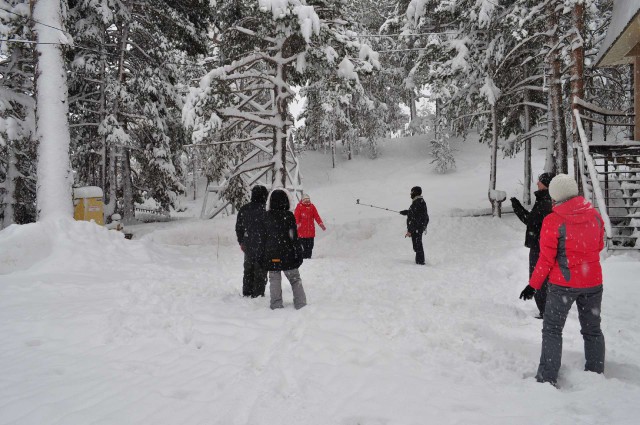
[529,248,549,316]
[300,238,315,259]
[411,232,425,265]
[243,256,267,297]
[536,284,605,384]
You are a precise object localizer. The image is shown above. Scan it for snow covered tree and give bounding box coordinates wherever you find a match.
[32,0,74,221]
[0,1,37,227]
[405,0,560,212]
[66,0,211,220]
[406,0,508,214]
[184,0,380,216]
[430,113,455,173]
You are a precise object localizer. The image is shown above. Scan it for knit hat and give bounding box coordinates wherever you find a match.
[410,186,422,197]
[537,172,555,189]
[549,174,579,203]
[301,194,310,201]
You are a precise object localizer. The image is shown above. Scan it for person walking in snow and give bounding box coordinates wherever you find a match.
[294,194,326,259]
[235,185,269,298]
[399,186,429,265]
[519,174,606,387]
[510,172,555,319]
[263,189,307,310]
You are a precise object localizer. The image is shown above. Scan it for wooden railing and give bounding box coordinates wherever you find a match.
[573,97,635,142]
[573,109,613,242]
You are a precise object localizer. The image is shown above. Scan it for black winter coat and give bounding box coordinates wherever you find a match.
[263,210,303,271]
[235,201,267,261]
[512,189,553,250]
[402,196,429,234]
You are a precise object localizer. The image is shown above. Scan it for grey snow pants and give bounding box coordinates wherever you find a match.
[536,284,605,384]
[269,268,307,310]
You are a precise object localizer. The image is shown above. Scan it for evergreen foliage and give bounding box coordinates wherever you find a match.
[66,0,212,217]
[184,0,381,207]
[0,1,37,226]
[0,0,630,225]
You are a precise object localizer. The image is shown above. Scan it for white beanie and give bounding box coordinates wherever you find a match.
[549,174,579,202]
[301,193,310,201]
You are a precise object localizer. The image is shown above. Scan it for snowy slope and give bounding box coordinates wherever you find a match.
[1,135,639,425]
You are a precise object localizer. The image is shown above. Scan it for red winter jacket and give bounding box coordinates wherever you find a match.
[294,202,324,238]
[529,196,605,290]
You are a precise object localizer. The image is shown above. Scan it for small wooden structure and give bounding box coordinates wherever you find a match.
[73,186,104,225]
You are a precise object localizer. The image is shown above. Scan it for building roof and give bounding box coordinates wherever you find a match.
[73,186,103,199]
[595,0,640,67]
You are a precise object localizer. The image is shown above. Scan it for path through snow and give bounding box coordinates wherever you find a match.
[1,136,639,424]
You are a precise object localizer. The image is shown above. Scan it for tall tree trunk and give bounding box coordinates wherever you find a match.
[331,137,336,168]
[106,16,130,217]
[106,146,118,217]
[2,146,18,228]
[524,89,532,205]
[99,31,108,194]
[635,57,640,141]
[273,52,288,188]
[489,105,499,216]
[121,148,135,223]
[33,0,73,221]
[548,1,568,174]
[571,2,585,188]
[347,110,353,160]
[409,90,417,124]
[545,65,556,172]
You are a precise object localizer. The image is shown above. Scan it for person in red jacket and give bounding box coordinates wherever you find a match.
[519,174,605,386]
[294,194,326,259]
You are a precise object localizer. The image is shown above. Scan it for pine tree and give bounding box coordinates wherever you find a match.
[67,0,211,220]
[430,114,455,173]
[0,1,37,227]
[184,0,380,214]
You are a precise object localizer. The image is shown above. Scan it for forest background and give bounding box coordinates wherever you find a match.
[0,0,632,226]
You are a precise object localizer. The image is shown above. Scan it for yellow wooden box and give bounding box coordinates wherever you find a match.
[73,186,104,225]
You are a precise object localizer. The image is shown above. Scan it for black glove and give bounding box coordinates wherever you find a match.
[510,197,520,207]
[519,285,536,300]
[399,210,408,216]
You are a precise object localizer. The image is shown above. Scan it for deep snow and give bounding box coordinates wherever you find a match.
[1,135,639,425]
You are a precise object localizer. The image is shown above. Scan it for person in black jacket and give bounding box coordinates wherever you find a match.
[510,172,554,318]
[235,185,269,298]
[400,186,429,265]
[263,189,307,310]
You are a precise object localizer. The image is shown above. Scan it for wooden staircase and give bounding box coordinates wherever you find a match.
[583,145,640,250]
[574,101,640,251]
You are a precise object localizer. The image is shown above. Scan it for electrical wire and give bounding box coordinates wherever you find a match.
[0,39,64,45]
[354,32,456,38]
[0,6,71,35]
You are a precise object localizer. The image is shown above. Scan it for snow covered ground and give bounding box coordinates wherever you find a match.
[1,135,640,425]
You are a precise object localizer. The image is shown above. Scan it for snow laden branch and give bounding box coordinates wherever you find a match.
[184,0,380,205]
